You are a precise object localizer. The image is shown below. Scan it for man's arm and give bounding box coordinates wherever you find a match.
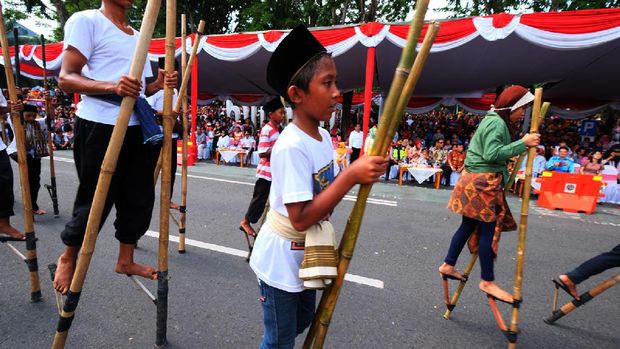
[59,47,141,97]
[145,69,178,97]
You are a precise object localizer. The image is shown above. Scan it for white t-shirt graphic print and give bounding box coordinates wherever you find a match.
[63,10,153,126]
[250,124,335,292]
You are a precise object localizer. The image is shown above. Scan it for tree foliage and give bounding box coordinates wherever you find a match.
[235,0,417,31]
[5,0,616,43]
[437,0,620,17]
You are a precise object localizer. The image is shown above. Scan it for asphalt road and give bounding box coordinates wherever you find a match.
[1,150,618,348]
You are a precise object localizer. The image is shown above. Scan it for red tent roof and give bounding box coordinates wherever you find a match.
[3,8,620,102]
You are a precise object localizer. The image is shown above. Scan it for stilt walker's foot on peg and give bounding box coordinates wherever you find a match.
[0,218,25,240]
[115,242,157,280]
[53,247,79,295]
[479,281,514,304]
[438,263,467,281]
[115,262,158,280]
[558,275,580,300]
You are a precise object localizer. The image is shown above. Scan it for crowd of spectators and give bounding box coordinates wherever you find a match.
[5,88,619,185]
[333,108,620,185]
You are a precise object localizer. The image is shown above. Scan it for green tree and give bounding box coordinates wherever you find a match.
[438,0,619,17]
[236,0,418,31]
[8,0,251,41]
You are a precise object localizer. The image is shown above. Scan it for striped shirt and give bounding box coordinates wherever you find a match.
[256,123,280,181]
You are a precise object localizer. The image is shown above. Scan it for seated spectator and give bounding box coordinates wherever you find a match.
[196,127,207,160]
[385,141,406,180]
[63,124,74,147]
[447,141,466,174]
[580,150,606,175]
[239,130,256,165]
[546,146,575,173]
[429,138,448,168]
[217,132,231,149]
[231,126,243,147]
[520,146,547,177]
[52,129,70,150]
[417,148,430,166]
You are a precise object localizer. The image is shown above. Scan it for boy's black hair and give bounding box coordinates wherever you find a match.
[284,52,332,108]
[558,146,569,151]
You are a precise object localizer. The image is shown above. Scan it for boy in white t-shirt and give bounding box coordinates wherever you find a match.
[249,25,388,349]
[52,0,177,295]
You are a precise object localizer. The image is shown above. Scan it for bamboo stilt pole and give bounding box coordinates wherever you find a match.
[51,1,162,347]
[152,19,205,184]
[41,34,59,217]
[507,90,549,349]
[544,273,620,325]
[506,153,525,192]
[154,150,163,186]
[0,3,42,303]
[155,0,176,346]
[172,21,206,114]
[443,253,478,319]
[303,3,435,347]
[178,14,188,254]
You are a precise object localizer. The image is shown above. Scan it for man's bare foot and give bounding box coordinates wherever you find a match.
[438,262,466,281]
[479,281,514,304]
[559,274,580,300]
[170,202,180,210]
[115,261,158,280]
[0,218,25,240]
[33,209,47,215]
[116,242,157,280]
[53,247,79,295]
[239,218,256,237]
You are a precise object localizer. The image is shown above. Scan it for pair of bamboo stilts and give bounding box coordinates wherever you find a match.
[50,5,206,346]
[442,151,527,319]
[0,4,42,303]
[303,1,438,347]
[545,273,620,324]
[442,90,550,348]
[50,0,164,347]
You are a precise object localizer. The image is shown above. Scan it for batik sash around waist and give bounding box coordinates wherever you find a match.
[267,209,338,289]
[89,94,163,145]
[447,170,517,256]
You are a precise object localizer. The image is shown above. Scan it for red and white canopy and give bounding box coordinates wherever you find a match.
[3,8,620,104]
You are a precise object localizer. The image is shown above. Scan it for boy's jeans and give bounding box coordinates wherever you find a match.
[258,280,316,349]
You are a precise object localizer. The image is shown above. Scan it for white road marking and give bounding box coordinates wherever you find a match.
[185,173,253,186]
[54,157,75,163]
[344,195,398,207]
[54,156,398,207]
[145,230,385,289]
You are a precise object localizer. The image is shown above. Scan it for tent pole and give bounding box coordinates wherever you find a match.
[361,46,375,155]
[190,51,198,153]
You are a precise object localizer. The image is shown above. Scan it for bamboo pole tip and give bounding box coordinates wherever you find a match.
[198,21,206,32]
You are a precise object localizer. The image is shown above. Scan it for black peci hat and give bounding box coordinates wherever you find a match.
[263,97,284,114]
[23,103,38,113]
[266,24,327,97]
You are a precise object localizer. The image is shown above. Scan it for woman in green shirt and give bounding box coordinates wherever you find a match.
[438,86,540,303]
